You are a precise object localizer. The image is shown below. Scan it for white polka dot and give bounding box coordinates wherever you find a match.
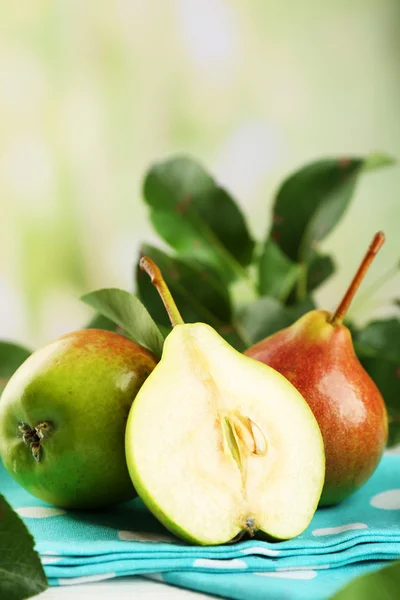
[145,573,164,582]
[118,530,177,543]
[370,490,400,510]
[312,523,367,536]
[193,558,247,569]
[41,556,62,565]
[384,447,400,456]
[58,573,116,585]
[240,546,280,557]
[256,570,317,580]
[276,565,329,571]
[16,507,66,518]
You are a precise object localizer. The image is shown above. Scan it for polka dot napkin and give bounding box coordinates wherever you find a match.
[2,454,400,600]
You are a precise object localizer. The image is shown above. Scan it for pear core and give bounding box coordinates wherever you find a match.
[126,323,325,545]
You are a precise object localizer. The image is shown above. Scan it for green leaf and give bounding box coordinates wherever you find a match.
[330,560,400,600]
[258,240,300,301]
[221,416,243,473]
[307,252,335,292]
[136,245,247,351]
[270,153,394,264]
[238,296,316,347]
[287,297,317,321]
[358,354,400,447]
[84,313,119,332]
[0,342,31,394]
[354,319,400,447]
[258,242,333,305]
[388,421,400,448]
[81,288,164,358]
[143,156,255,283]
[363,152,396,171]
[0,495,48,600]
[356,319,400,362]
[238,297,292,345]
[136,244,232,327]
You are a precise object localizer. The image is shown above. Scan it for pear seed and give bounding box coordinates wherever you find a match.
[221,416,243,473]
[250,419,268,456]
[230,413,256,454]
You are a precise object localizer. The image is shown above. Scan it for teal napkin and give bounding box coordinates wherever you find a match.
[2,454,400,599]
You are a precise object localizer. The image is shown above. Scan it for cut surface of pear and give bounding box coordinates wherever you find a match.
[126,323,325,545]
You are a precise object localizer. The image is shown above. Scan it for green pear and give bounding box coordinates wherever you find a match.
[125,258,325,545]
[0,329,157,508]
[245,232,388,505]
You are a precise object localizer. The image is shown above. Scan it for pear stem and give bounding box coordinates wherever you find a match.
[330,231,385,326]
[140,257,184,328]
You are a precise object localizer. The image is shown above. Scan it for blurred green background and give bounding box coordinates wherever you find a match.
[0,0,399,349]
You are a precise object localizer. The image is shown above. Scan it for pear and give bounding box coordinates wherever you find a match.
[245,232,388,506]
[0,329,157,508]
[125,258,325,545]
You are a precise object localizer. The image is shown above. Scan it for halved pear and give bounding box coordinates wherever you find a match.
[126,318,325,545]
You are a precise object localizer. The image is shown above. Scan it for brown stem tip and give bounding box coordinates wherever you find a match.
[139,256,184,328]
[139,256,163,285]
[330,231,385,326]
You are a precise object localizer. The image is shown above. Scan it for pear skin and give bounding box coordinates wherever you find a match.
[245,310,388,505]
[0,329,157,508]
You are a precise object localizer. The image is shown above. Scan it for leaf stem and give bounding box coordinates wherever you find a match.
[189,211,258,299]
[140,257,184,327]
[279,266,301,304]
[296,263,308,301]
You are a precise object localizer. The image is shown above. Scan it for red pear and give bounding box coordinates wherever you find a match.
[245,232,388,505]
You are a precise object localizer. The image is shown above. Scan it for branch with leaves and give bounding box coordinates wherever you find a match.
[135,153,400,445]
[0,152,399,598]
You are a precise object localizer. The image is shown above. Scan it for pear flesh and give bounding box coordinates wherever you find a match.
[126,323,325,545]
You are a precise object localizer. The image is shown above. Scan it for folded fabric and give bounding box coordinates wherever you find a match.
[2,454,400,600]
